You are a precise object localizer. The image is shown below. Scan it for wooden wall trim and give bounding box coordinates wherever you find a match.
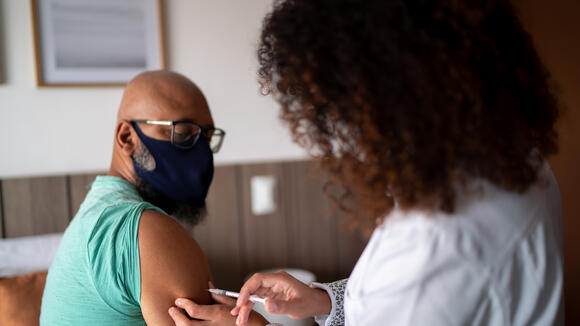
[193,165,246,289]
[65,175,73,221]
[234,165,248,282]
[68,173,101,218]
[0,161,367,287]
[283,161,339,282]
[240,163,290,276]
[2,176,70,238]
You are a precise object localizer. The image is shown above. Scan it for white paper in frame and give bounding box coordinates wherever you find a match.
[32,0,166,86]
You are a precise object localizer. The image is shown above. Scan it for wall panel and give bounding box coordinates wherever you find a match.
[284,161,367,280]
[283,161,340,283]
[194,165,245,289]
[335,222,367,280]
[68,173,102,218]
[2,176,69,238]
[240,163,290,277]
[0,161,368,285]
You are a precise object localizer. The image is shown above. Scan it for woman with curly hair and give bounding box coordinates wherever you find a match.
[169,0,563,325]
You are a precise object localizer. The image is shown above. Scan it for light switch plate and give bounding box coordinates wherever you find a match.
[250,175,277,215]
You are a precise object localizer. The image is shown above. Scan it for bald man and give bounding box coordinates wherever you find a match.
[40,71,228,325]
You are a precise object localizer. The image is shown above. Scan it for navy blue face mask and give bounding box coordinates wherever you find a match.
[131,122,214,207]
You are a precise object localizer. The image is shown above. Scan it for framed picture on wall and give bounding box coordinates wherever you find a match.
[31,0,166,86]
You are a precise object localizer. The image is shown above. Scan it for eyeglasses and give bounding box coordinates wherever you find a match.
[131,119,226,153]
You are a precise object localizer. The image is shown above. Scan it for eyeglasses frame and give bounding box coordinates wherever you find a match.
[130,119,226,152]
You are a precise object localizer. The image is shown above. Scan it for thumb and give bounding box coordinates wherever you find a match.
[265,298,293,315]
[168,307,192,326]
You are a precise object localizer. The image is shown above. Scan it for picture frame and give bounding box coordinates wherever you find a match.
[31,0,166,87]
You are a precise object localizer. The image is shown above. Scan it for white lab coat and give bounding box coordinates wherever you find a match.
[318,163,564,325]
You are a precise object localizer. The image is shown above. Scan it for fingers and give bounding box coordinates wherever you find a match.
[210,292,237,306]
[172,297,242,326]
[234,271,296,326]
[236,303,254,326]
[237,272,293,307]
[236,273,265,308]
[168,306,193,326]
[235,271,303,326]
[207,281,237,306]
[274,269,290,276]
[230,305,241,316]
[265,298,284,314]
[175,298,215,320]
[253,287,274,299]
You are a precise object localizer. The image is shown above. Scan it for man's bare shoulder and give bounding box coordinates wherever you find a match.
[139,210,203,252]
[138,209,212,325]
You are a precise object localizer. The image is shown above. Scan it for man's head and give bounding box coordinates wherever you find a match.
[110,70,218,228]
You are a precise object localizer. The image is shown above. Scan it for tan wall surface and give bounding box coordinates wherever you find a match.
[515,0,580,323]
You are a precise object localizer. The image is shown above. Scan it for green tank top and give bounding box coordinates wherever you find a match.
[40,176,164,325]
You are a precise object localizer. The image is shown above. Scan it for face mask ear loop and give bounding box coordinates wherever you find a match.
[130,121,141,137]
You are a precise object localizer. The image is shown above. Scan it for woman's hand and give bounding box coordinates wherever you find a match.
[231,270,331,326]
[168,282,269,326]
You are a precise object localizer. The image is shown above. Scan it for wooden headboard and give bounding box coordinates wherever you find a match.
[0,160,367,289]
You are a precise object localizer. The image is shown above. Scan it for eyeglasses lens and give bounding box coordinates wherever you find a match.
[209,130,224,153]
[174,123,200,142]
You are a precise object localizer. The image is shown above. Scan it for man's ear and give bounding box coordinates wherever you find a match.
[115,121,137,155]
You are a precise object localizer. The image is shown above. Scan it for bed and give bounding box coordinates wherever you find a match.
[0,233,62,326]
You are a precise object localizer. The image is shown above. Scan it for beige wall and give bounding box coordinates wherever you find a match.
[0,0,307,178]
[515,0,580,323]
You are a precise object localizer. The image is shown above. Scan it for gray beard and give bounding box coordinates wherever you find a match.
[132,142,207,232]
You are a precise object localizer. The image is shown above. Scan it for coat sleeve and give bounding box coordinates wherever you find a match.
[311,279,348,326]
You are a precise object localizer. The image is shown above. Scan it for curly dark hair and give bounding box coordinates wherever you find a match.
[258,0,559,230]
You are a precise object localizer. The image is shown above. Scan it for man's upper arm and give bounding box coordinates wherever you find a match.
[139,209,212,325]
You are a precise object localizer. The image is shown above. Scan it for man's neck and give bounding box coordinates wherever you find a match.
[108,154,138,186]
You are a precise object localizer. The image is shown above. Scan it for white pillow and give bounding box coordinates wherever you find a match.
[0,233,63,277]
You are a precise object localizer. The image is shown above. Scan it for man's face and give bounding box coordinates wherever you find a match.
[132,141,207,229]
[128,79,215,229]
